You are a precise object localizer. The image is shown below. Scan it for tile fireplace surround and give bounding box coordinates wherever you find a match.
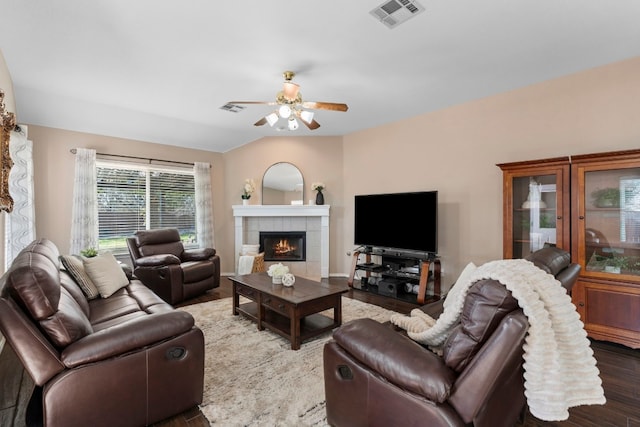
[232,205,330,278]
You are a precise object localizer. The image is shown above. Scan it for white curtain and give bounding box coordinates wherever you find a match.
[4,126,36,269]
[194,162,215,248]
[70,148,98,254]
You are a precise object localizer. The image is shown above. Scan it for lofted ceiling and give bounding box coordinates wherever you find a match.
[1,1,639,153]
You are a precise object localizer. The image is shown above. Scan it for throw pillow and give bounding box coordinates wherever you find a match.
[59,254,101,300]
[83,253,130,298]
[241,244,260,256]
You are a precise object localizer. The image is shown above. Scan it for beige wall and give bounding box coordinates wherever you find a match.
[224,57,639,284]
[220,136,344,274]
[4,56,640,286]
[28,126,225,260]
[342,56,640,285]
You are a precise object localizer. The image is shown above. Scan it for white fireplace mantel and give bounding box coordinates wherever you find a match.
[232,205,330,277]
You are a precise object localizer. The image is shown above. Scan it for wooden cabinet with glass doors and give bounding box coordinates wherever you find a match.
[571,150,640,349]
[497,157,571,259]
[500,150,640,348]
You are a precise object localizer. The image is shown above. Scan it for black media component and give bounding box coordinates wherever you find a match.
[354,191,437,255]
[378,278,402,297]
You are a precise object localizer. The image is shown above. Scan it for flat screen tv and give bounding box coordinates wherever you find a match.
[354,191,437,255]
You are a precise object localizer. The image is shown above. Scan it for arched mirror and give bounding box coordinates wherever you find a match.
[262,162,304,205]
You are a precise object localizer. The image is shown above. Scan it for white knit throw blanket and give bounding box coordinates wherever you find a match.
[390,259,606,421]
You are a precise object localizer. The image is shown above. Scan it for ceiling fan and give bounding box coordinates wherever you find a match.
[230,71,348,131]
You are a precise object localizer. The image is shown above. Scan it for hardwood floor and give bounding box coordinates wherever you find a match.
[2,277,639,426]
[518,339,640,427]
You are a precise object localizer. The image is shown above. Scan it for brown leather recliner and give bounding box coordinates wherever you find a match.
[127,228,220,304]
[323,247,580,427]
[0,238,205,427]
[524,245,581,293]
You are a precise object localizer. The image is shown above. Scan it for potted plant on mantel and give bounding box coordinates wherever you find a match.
[242,178,256,206]
[312,182,325,205]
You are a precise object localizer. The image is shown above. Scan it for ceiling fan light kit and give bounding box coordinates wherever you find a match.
[282,82,300,101]
[278,105,292,119]
[228,70,348,132]
[265,112,279,127]
[299,110,314,124]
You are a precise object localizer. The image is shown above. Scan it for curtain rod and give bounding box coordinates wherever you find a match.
[69,148,195,167]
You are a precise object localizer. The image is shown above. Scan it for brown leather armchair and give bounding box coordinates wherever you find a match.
[323,247,580,427]
[127,228,220,304]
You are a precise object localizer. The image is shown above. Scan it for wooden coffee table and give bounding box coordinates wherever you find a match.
[230,273,349,350]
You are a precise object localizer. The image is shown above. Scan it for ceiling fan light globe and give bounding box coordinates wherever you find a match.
[288,117,299,131]
[278,105,292,119]
[300,110,315,124]
[265,112,279,127]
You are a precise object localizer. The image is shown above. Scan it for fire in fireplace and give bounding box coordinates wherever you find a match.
[260,231,306,262]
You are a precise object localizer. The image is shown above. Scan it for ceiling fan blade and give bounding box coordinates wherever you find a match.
[301,101,348,112]
[230,101,278,106]
[301,118,321,130]
[254,117,267,126]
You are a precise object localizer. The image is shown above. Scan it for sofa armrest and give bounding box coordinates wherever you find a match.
[135,254,181,267]
[61,311,195,367]
[182,247,216,261]
[556,263,581,293]
[332,318,456,402]
[0,299,65,386]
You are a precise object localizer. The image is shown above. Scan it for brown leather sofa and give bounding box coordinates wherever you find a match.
[127,228,220,304]
[0,238,205,427]
[323,247,580,427]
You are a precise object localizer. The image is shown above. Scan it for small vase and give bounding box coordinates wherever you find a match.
[242,198,249,206]
[315,190,324,205]
[272,275,283,285]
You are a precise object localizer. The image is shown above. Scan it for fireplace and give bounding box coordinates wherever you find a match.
[233,205,330,277]
[260,231,306,262]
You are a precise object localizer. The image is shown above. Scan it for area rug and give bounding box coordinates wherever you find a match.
[178,297,397,426]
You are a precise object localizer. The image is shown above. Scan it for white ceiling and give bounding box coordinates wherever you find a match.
[1,1,639,153]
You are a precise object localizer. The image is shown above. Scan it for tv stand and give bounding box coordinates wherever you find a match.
[348,248,441,304]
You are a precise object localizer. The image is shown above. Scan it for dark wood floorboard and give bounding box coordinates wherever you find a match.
[2,277,639,426]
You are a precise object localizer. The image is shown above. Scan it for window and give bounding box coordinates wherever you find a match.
[621,176,640,243]
[96,162,196,254]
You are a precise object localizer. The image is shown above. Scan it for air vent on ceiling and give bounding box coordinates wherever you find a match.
[370,0,425,29]
[220,103,246,113]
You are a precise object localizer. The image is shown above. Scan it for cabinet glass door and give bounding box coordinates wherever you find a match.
[499,160,569,259]
[511,174,559,258]
[582,167,640,278]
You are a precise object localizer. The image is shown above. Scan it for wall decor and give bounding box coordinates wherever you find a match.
[0,88,15,213]
[262,162,304,205]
